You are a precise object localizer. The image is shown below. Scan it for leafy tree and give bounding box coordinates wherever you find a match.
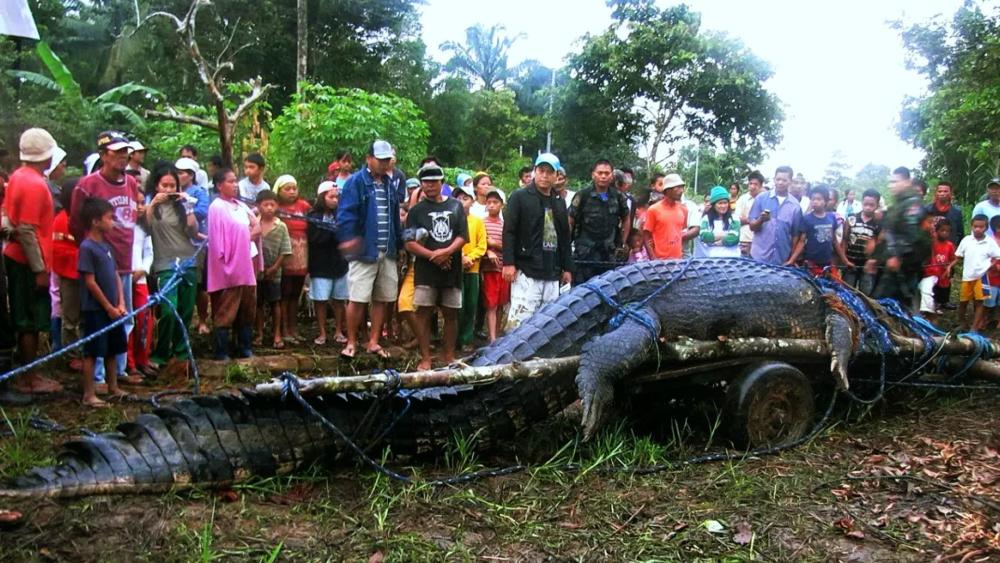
[424,77,475,166]
[268,83,429,192]
[566,0,783,174]
[463,89,536,169]
[853,163,891,199]
[823,150,852,191]
[674,145,760,196]
[440,24,521,91]
[896,3,1000,203]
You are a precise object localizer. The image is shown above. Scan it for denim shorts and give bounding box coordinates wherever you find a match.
[310,276,349,301]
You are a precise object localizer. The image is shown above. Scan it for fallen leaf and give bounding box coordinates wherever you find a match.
[702,519,725,534]
[845,529,866,540]
[732,521,753,545]
[559,521,582,529]
[216,489,239,503]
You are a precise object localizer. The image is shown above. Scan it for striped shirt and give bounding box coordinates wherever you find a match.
[374,180,390,252]
[482,215,504,272]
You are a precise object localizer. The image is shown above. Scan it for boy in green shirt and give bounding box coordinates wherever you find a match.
[254,190,292,348]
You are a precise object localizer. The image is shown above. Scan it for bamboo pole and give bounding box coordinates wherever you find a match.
[254,334,1000,397]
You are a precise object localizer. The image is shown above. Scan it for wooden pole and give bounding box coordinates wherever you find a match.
[254,335,1000,397]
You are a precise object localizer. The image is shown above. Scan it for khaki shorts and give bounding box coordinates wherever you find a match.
[347,253,398,303]
[414,285,462,309]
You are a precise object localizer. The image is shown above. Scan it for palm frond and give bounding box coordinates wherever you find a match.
[6,70,61,93]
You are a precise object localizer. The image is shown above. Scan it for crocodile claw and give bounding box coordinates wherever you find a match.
[580,377,615,441]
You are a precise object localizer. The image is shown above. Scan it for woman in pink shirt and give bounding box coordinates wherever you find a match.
[207,168,260,360]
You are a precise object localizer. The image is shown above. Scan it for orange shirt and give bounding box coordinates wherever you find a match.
[2,166,54,270]
[643,200,688,259]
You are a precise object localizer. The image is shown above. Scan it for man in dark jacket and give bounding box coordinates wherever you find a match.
[337,140,404,359]
[569,158,630,284]
[502,152,573,329]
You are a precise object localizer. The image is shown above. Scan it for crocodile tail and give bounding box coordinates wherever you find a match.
[0,393,340,498]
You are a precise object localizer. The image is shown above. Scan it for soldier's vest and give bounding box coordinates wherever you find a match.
[573,186,624,257]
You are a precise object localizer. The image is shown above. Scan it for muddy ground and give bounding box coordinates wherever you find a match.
[2,327,1000,562]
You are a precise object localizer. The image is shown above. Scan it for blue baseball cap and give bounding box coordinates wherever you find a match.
[534,152,561,172]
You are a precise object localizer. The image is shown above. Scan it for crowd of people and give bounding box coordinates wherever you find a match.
[1,126,998,407]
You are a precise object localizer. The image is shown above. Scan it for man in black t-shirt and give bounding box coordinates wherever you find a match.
[404,164,468,370]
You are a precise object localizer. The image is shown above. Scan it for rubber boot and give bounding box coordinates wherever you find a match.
[237,326,254,359]
[213,328,231,361]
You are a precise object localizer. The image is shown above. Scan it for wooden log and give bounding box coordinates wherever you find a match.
[254,356,581,396]
[253,334,1000,397]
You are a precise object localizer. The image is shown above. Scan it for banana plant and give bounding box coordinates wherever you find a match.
[6,40,161,129]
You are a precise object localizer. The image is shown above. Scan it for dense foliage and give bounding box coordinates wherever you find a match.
[2,0,791,190]
[897,3,1000,202]
[268,84,429,192]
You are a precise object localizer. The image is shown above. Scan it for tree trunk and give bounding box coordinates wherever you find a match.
[296,0,308,94]
[216,100,233,169]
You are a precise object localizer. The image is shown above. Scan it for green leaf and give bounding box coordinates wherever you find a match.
[94,82,163,104]
[6,70,61,93]
[35,40,81,102]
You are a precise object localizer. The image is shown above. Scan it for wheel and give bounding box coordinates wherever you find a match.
[724,362,815,448]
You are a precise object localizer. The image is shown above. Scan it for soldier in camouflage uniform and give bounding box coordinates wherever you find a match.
[869,167,931,311]
[569,159,631,284]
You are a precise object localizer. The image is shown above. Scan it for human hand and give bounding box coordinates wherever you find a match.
[502,265,517,283]
[35,272,48,288]
[561,271,572,286]
[864,259,878,274]
[462,256,473,270]
[886,256,901,272]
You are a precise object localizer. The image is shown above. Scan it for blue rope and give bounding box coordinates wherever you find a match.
[580,257,695,340]
[0,240,208,394]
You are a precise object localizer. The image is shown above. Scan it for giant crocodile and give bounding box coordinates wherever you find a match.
[0,258,886,498]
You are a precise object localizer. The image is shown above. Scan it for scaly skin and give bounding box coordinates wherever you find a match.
[0,259,851,498]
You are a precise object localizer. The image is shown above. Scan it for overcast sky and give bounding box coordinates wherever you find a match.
[419,0,967,181]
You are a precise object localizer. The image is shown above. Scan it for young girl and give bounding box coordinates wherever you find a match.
[307,181,349,345]
[627,230,649,263]
[274,175,311,343]
[145,166,200,372]
[695,186,741,258]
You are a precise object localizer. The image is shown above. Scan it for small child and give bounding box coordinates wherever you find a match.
[786,185,852,279]
[254,190,292,348]
[955,214,1000,331]
[985,216,1000,328]
[453,185,486,350]
[238,153,269,202]
[274,175,311,343]
[480,189,508,343]
[843,189,881,295]
[77,198,128,408]
[126,222,153,378]
[627,230,649,263]
[307,182,349,346]
[919,221,956,322]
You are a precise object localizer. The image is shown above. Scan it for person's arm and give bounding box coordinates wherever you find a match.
[336,178,362,253]
[501,194,519,281]
[785,234,805,265]
[643,229,656,259]
[465,219,487,262]
[835,234,853,266]
[69,183,86,242]
[83,272,123,319]
[192,187,209,225]
[748,197,768,232]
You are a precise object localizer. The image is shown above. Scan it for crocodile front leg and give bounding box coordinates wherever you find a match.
[577,307,660,440]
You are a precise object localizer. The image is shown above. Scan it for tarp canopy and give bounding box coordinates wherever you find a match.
[0,0,40,40]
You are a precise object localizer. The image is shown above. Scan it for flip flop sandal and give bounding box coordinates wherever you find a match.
[339,347,356,360]
[313,336,327,346]
[273,340,286,350]
[81,398,110,409]
[119,374,145,386]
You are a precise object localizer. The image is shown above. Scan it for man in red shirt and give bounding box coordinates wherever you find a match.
[69,131,143,384]
[643,173,698,259]
[2,128,63,398]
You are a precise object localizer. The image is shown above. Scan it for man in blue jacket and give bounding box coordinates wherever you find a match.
[337,140,404,359]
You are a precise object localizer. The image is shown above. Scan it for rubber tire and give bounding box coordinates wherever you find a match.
[724,362,815,448]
